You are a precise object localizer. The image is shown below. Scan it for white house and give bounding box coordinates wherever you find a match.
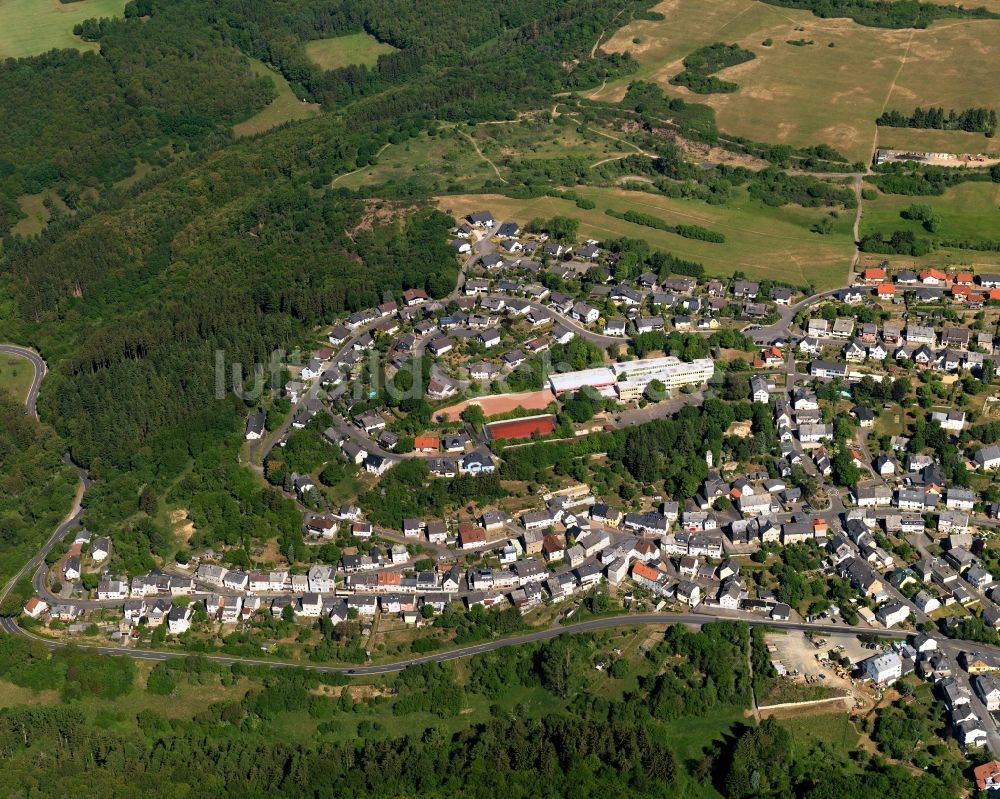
[22,597,48,619]
[876,601,911,629]
[863,652,902,684]
[976,445,1000,471]
[167,605,193,635]
[297,593,324,618]
[91,537,111,563]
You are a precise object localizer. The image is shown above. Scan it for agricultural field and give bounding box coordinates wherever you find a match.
[594,0,1000,162]
[304,32,397,71]
[440,186,855,290]
[0,0,126,58]
[233,59,320,138]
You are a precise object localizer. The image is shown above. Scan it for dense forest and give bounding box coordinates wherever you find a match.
[0,0,662,550]
[0,623,964,798]
[0,397,78,596]
[757,0,1000,28]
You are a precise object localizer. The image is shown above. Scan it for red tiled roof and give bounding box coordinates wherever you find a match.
[975,761,1000,790]
[632,562,661,582]
[413,436,439,451]
[459,525,487,544]
[876,283,896,295]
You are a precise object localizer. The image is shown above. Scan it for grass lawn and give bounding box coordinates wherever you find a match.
[0,0,125,58]
[439,186,854,290]
[777,710,860,753]
[304,32,397,71]
[0,351,35,403]
[657,707,747,761]
[861,181,1000,245]
[336,118,625,191]
[473,117,628,165]
[10,191,71,237]
[594,0,1000,162]
[860,181,1000,272]
[321,473,365,505]
[233,59,320,139]
[336,129,498,190]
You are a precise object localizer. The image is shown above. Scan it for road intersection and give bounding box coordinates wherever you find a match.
[2,269,1000,756]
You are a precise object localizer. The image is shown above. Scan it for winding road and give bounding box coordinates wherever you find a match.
[4,274,1000,704]
[0,344,45,419]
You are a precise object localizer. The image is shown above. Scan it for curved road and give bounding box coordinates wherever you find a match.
[0,608,904,675]
[0,344,89,609]
[0,281,978,679]
[0,344,46,419]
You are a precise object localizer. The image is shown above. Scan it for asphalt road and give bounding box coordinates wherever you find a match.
[0,608,907,675]
[7,273,1000,706]
[0,344,46,419]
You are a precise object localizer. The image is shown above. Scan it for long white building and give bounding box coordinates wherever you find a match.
[549,356,715,400]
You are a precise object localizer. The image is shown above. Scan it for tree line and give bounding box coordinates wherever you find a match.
[876,106,997,136]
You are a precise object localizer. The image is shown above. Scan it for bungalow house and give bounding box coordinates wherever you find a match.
[468,211,495,228]
[460,450,495,475]
[400,288,430,307]
[906,324,935,345]
[427,336,454,357]
[604,318,627,337]
[610,286,642,306]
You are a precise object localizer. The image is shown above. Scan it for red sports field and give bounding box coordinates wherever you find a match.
[485,414,557,441]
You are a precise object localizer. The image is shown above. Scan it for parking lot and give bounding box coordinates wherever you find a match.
[765,631,870,698]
